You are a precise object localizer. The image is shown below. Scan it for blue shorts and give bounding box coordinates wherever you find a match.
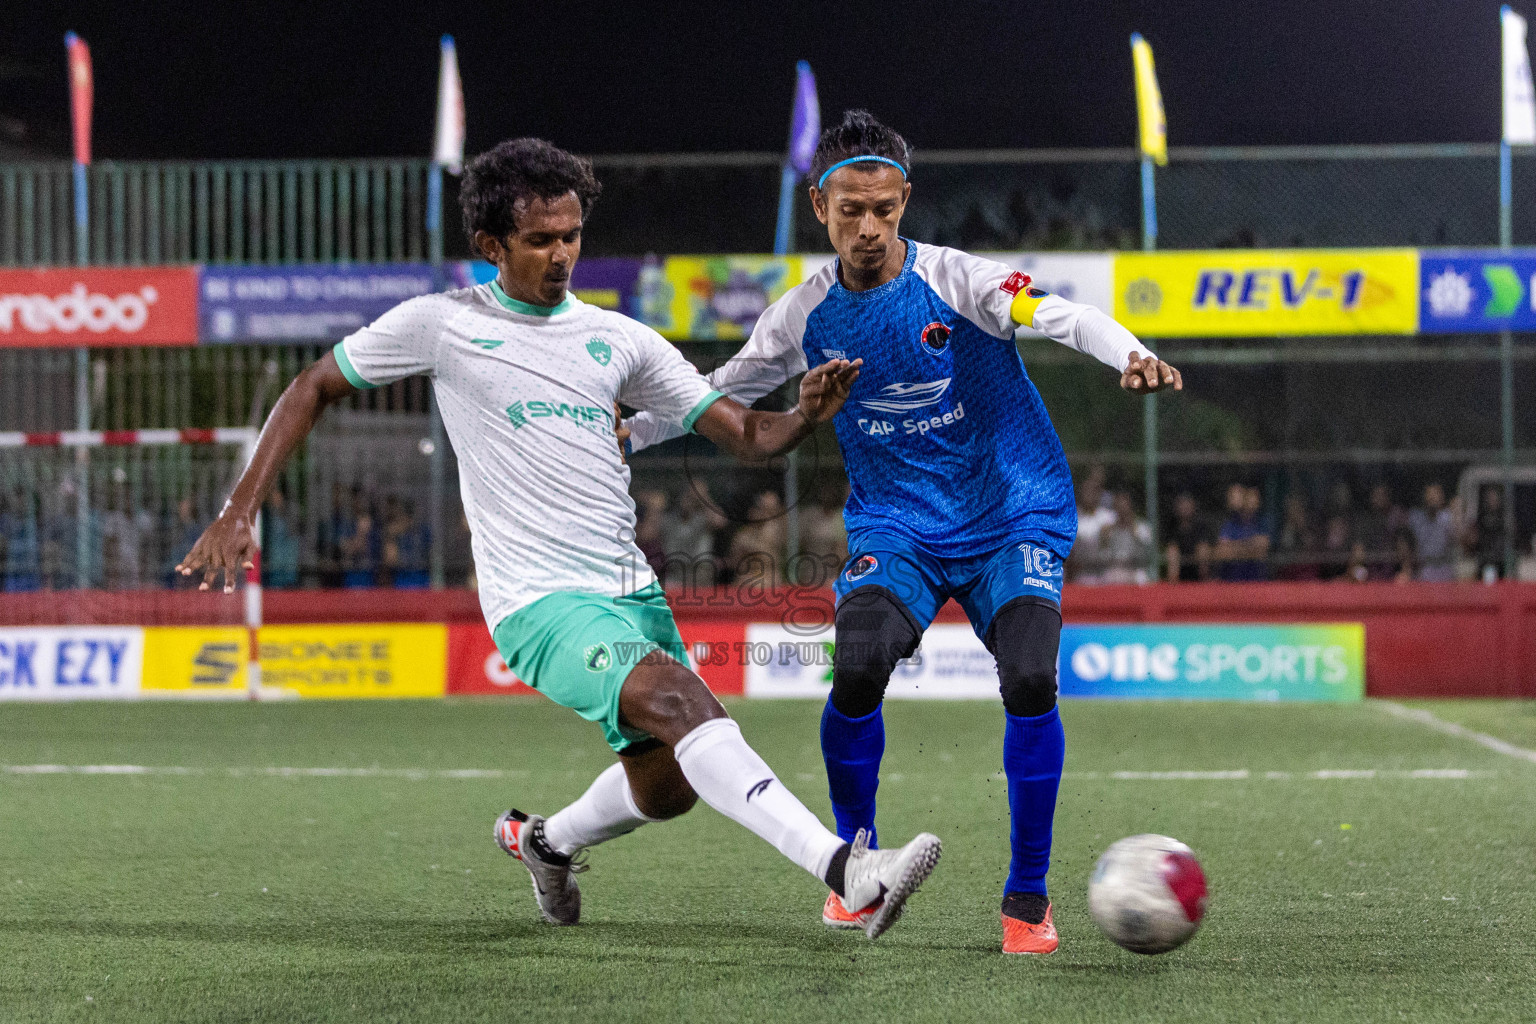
[834,530,1065,641]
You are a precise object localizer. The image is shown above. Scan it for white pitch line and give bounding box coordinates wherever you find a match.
[1,763,1494,782]
[1376,701,1536,765]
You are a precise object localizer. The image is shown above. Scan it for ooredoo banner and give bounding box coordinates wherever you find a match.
[0,268,199,346]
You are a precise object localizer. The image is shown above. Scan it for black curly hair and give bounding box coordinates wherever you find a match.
[808,110,912,188]
[459,138,602,240]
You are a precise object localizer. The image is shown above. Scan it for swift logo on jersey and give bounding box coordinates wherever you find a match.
[506,400,611,433]
[860,379,952,414]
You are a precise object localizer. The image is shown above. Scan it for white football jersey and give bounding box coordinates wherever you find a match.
[336,281,721,630]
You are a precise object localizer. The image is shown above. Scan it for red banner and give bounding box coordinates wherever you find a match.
[445,620,747,697]
[0,268,199,346]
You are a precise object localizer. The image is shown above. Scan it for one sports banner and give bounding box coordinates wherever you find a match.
[256,624,446,699]
[1059,624,1364,701]
[1130,33,1168,166]
[434,35,466,173]
[1420,248,1536,332]
[1113,249,1420,337]
[1505,7,1536,145]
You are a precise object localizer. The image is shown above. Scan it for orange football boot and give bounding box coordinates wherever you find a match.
[1001,903,1059,955]
[822,890,881,930]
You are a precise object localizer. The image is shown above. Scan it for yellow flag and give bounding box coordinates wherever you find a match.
[1131,33,1167,166]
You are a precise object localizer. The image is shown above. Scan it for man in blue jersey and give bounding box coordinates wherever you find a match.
[625,110,1181,954]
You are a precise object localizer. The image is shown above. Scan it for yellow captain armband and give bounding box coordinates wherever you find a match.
[1009,285,1049,328]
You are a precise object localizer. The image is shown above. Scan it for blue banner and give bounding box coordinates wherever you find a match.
[1059,623,1364,701]
[1420,249,1536,333]
[200,264,439,343]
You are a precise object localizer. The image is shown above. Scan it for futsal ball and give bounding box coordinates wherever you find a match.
[1088,834,1209,954]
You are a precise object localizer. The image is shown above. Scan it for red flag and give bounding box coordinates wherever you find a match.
[65,32,92,165]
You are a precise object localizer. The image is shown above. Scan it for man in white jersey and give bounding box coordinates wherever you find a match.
[178,138,940,939]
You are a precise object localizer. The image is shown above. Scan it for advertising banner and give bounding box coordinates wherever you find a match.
[1419,249,1536,334]
[0,626,144,700]
[645,256,804,340]
[743,623,999,700]
[1059,623,1364,701]
[985,252,1115,337]
[200,264,439,342]
[446,619,747,697]
[448,259,642,314]
[142,627,248,694]
[0,268,199,347]
[257,624,446,699]
[1113,249,1419,337]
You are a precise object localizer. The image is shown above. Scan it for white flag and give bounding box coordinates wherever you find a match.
[433,35,466,172]
[1504,7,1536,144]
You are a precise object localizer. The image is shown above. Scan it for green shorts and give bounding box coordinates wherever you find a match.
[491,581,688,754]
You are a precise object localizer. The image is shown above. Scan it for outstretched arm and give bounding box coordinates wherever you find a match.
[1016,289,1181,394]
[176,352,357,592]
[691,359,861,461]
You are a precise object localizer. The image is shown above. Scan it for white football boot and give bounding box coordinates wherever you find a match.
[839,828,942,939]
[494,809,586,926]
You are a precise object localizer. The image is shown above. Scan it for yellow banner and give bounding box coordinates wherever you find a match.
[142,627,248,693]
[656,256,803,340]
[1113,249,1420,337]
[1131,34,1167,166]
[257,624,446,699]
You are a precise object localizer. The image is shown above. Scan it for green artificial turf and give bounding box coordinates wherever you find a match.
[1,697,1532,1023]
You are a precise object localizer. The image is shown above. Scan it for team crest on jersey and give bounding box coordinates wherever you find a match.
[822,348,847,361]
[1000,271,1032,296]
[586,337,612,366]
[920,321,951,354]
[845,554,880,582]
[1024,285,1050,299]
[583,643,613,673]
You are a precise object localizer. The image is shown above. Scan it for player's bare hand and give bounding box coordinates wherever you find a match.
[798,358,863,423]
[1122,352,1182,394]
[614,402,630,464]
[175,512,257,594]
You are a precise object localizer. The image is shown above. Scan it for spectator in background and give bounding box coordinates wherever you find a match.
[1355,483,1408,581]
[1163,491,1213,582]
[1273,494,1320,580]
[1099,491,1151,584]
[0,488,40,592]
[1318,482,1356,581]
[1408,482,1457,582]
[1215,484,1269,581]
[663,483,726,590]
[728,490,787,588]
[336,485,378,588]
[1069,465,1114,584]
[633,489,669,584]
[382,495,431,589]
[799,478,850,586]
[1471,485,1508,582]
[263,487,301,589]
[315,483,347,588]
[99,481,143,590]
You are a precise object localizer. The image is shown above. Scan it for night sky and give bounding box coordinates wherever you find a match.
[0,1,1506,160]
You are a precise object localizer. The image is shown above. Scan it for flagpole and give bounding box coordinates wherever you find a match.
[1141,154,1159,584]
[427,159,447,589]
[1500,136,1516,579]
[66,32,91,590]
[776,61,817,580]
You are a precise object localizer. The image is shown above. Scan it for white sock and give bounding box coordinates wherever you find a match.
[672,717,845,882]
[543,762,658,855]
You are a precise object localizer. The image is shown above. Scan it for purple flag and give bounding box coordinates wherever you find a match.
[787,61,820,175]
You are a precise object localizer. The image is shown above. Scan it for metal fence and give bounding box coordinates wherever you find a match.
[2,144,1534,587]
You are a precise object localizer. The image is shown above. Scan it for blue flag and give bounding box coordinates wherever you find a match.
[788,61,820,175]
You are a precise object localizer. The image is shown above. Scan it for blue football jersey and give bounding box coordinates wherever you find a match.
[624,240,1151,561]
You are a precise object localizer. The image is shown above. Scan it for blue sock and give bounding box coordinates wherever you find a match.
[820,701,884,847]
[1003,706,1066,895]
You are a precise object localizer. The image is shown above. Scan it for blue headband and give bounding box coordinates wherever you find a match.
[816,156,908,190]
